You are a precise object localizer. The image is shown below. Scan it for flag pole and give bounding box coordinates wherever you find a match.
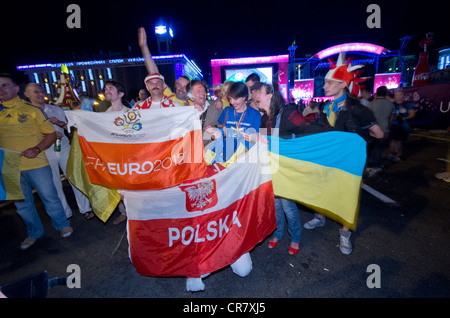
[0,147,46,160]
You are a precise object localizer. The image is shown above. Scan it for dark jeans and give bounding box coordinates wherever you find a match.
[367,138,388,168]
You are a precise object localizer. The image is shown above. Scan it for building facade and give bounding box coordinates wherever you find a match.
[17,54,203,103]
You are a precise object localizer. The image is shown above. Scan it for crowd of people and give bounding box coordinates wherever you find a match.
[1,26,423,292]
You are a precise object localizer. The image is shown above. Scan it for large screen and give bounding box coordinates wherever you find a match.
[225,67,273,83]
[373,73,401,92]
[290,79,314,101]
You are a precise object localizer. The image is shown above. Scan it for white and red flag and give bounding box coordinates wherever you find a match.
[66,107,206,190]
[121,142,276,277]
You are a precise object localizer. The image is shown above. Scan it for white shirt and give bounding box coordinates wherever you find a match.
[106,105,129,112]
[43,104,69,159]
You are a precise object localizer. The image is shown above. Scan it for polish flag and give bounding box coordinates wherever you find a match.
[66,107,206,190]
[121,142,276,277]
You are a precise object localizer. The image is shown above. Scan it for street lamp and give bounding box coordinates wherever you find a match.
[155,25,173,54]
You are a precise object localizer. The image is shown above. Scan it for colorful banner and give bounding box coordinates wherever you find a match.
[0,149,24,201]
[268,131,367,230]
[122,142,276,277]
[66,107,207,190]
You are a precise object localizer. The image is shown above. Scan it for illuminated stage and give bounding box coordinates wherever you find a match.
[212,42,400,103]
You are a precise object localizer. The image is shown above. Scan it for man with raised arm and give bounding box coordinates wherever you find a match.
[137,27,188,107]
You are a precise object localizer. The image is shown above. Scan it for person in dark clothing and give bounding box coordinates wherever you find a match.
[246,83,329,255]
[304,53,384,255]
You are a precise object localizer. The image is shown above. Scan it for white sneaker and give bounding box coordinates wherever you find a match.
[435,172,450,182]
[368,167,383,178]
[304,214,326,229]
[20,237,37,250]
[60,226,73,238]
[339,229,352,255]
[186,278,205,292]
[388,154,401,162]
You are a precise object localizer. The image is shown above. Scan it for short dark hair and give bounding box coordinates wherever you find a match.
[0,73,18,86]
[104,80,126,94]
[245,73,260,83]
[228,81,249,100]
[104,80,127,101]
[376,85,389,97]
[178,75,190,82]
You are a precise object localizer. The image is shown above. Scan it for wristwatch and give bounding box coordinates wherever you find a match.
[35,146,41,153]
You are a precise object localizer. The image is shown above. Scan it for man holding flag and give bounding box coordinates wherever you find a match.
[0,74,72,250]
[304,54,384,254]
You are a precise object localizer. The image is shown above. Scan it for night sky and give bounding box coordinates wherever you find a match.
[1,0,448,82]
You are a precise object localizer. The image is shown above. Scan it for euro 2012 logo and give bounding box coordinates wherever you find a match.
[114,109,142,131]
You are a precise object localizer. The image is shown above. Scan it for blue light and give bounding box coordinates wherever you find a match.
[76,60,106,66]
[107,68,112,79]
[45,82,51,94]
[127,57,146,63]
[108,59,124,64]
[16,54,203,78]
[155,26,167,35]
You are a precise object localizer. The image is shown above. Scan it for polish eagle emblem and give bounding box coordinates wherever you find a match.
[180,179,218,212]
[185,180,214,209]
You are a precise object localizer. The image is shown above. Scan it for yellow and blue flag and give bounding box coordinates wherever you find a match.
[0,149,24,201]
[268,131,367,230]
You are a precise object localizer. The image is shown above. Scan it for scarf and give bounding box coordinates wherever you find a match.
[324,94,346,127]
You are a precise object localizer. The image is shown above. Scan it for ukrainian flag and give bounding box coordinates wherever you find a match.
[205,136,247,168]
[268,131,367,231]
[0,149,24,201]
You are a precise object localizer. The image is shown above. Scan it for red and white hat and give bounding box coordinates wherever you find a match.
[325,53,368,96]
[144,73,165,84]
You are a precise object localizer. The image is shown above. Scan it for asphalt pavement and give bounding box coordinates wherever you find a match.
[1,130,449,308]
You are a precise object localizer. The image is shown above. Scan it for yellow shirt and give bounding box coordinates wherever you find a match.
[222,98,230,109]
[163,86,191,106]
[0,97,54,171]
